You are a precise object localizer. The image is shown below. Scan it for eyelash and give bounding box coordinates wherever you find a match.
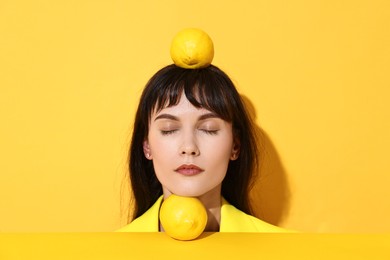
[160,130,177,135]
[160,129,219,136]
[201,129,219,135]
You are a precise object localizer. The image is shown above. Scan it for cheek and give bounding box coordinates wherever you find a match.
[201,135,234,161]
[201,141,231,184]
[148,135,178,170]
[150,138,177,156]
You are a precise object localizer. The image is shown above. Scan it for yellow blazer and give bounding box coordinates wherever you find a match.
[117,196,289,232]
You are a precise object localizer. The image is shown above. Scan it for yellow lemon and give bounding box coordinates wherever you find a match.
[170,28,214,69]
[159,194,208,240]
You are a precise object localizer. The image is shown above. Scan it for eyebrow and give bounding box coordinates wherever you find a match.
[154,112,220,122]
[154,114,179,121]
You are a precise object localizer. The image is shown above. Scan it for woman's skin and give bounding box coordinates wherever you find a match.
[143,92,240,231]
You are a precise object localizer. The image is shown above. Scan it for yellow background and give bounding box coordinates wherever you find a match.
[1,0,389,232]
[1,233,390,259]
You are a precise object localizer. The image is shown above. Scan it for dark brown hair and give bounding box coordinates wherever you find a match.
[129,64,259,220]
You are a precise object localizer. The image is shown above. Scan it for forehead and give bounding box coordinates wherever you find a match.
[152,93,212,118]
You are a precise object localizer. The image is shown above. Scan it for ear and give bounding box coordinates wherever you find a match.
[143,140,153,160]
[230,138,240,161]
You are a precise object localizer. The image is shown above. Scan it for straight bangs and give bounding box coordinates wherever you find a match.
[149,65,239,123]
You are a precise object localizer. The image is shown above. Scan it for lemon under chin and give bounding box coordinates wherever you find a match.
[170,28,214,69]
[159,194,208,240]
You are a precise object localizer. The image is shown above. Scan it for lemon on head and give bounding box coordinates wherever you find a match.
[159,194,208,241]
[170,28,214,69]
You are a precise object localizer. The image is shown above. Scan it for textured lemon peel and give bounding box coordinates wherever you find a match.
[170,28,214,69]
[159,195,208,241]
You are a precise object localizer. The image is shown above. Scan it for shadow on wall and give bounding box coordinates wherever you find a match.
[241,95,291,226]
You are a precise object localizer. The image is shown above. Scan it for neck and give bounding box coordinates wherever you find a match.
[196,188,222,232]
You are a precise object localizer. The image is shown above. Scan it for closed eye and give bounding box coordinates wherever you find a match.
[160,129,178,135]
[200,129,219,135]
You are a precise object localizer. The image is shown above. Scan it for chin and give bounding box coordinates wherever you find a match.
[172,191,204,197]
[168,187,210,198]
[162,181,222,198]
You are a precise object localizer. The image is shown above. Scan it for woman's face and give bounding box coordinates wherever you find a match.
[143,93,239,198]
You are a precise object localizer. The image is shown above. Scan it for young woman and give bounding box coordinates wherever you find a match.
[118,64,288,232]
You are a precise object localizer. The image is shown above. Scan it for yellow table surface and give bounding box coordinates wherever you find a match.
[1,233,389,259]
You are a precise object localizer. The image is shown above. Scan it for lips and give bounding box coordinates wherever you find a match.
[175,164,204,176]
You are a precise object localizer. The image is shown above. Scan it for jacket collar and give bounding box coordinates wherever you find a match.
[126,196,240,232]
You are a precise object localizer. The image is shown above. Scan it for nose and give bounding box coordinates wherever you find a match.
[180,132,200,156]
